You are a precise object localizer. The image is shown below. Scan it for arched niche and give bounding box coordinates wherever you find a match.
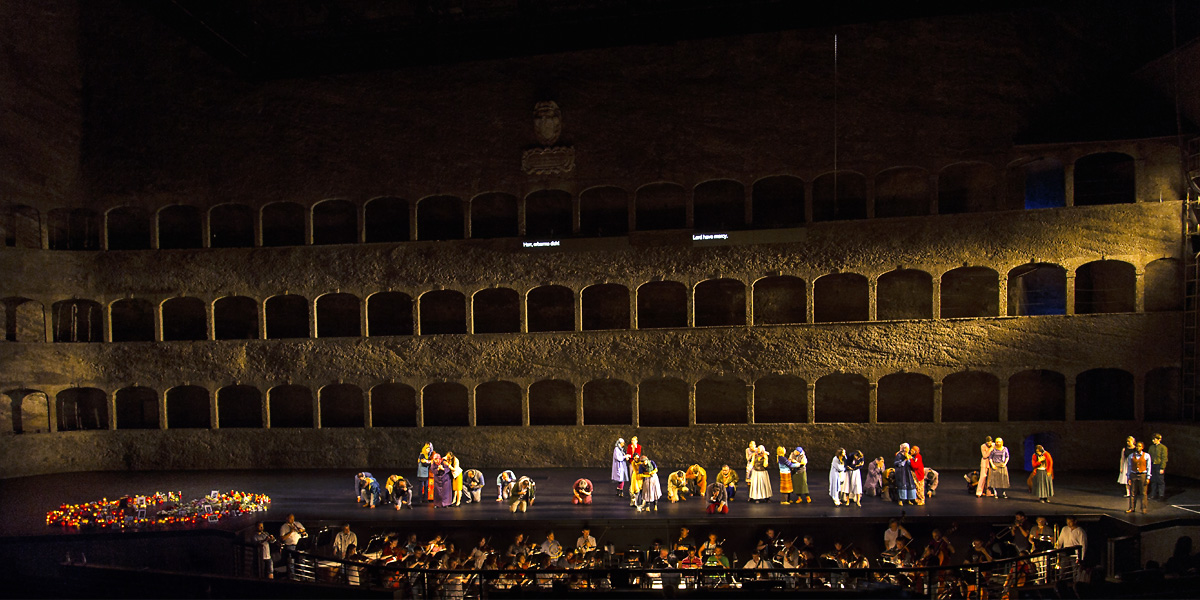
[530,379,576,425]
[209,204,255,248]
[115,386,158,429]
[637,281,687,329]
[751,175,804,228]
[106,206,151,250]
[419,290,466,335]
[320,383,364,427]
[582,284,629,331]
[583,379,632,425]
[261,202,305,247]
[693,179,746,232]
[753,375,807,424]
[814,373,868,423]
[4,389,50,433]
[938,162,996,214]
[473,288,520,334]
[422,382,469,426]
[874,167,931,218]
[268,385,313,428]
[157,205,203,249]
[1074,152,1135,206]
[370,383,416,427]
[752,276,806,325]
[525,189,573,238]
[316,293,361,338]
[1008,158,1065,209]
[814,273,869,322]
[1144,367,1180,422]
[635,183,687,231]
[940,266,998,318]
[1076,368,1134,421]
[694,279,746,327]
[1075,260,1135,314]
[110,298,155,342]
[941,371,999,422]
[48,208,100,251]
[527,285,574,332]
[877,372,933,422]
[217,385,262,428]
[476,381,522,426]
[1007,264,1066,316]
[695,376,747,424]
[3,297,44,342]
[470,192,519,239]
[364,197,410,243]
[265,294,309,339]
[638,377,688,427]
[162,297,206,341]
[1007,370,1065,421]
[579,186,629,237]
[812,172,867,222]
[877,269,932,320]
[367,292,413,337]
[417,195,465,241]
[312,199,358,245]
[166,385,210,428]
[214,296,259,340]
[52,299,101,343]
[56,388,108,431]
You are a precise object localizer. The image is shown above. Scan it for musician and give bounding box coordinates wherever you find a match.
[704,546,730,568]
[496,470,516,502]
[540,531,563,561]
[883,518,912,551]
[847,547,870,569]
[463,469,485,504]
[800,535,817,559]
[680,548,703,568]
[699,533,722,558]
[686,464,707,497]
[1054,516,1087,562]
[666,470,690,503]
[572,478,593,505]
[506,534,528,562]
[888,537,914,567]
[279,514,306,554]
[779,539,803,568]
[921,529,955,566]
[251,522,275,579]
[1005,511,1032,555]
[612,438,629,498]
[333,523,357,559]
[756,528,782,556]
[706,481,729,514]
[822,541,849,568]
[469,537,492,569]
[575,528,597,556]
[674,527,695,561]
[425,534,447,555]
[966,538,992,563]
[715,464,739,500]
[742,549,772,570]
[651,547,677,569]
[1028,517,1055,552]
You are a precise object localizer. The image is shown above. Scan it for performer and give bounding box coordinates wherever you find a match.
[987,438,1011,499]
[505,534,528,562]
[279,513,306,577]
[777,446,795,504]
[1031,445,1054,503]
[1149,433,1168,500]
[333,523,357,559]
[572,478,593,505]
[354,471,374,505]
[1054,516,1087,562]
[925,468,940,498]
[611,438,629,497]
[519,475,537,507]
[432,454,454,508]
[700,533,723,558]
[864,456,884,498]
[1125,440,1152,514]
[829,448,848,506]
[418,443,434,503]
[496,470,516,502]
[385,474,413,510]
[445,452,464,506]
[921,529,955,566]
[509,477,533,513]
[894,443,917,506]
[358,472,381,508]
[1119,436,1136,497]
[846,450,865,507]
[715,464,739,500]
[685,464,707,497]
[462,469,484,504]
[540,532,563,560]
[790,447,812,503]
[749,445,772,503]
[1028,517,1056,552]
[673,527,695,562]
[628,436,643,460]
[628,440,645,505]
[704,547,730,568]
[706,481,729,514]
[976,437,994,497]
[883,518,912,551]
[666,470,689,503]
[910,445,926,505]
[251,522,276,579]
[635,455,663,512]
[745,440,758,488]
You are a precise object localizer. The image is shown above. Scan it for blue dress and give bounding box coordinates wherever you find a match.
[894,451,917,501]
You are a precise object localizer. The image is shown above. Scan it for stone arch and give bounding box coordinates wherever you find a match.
[417,195,465,241]
[476,380,522,426]
[366,292,413,336]
[1007,263,1066,316]
[1144,366,1181,421]
[209,204,255,248]
[751,175,804,228]
[110,298,155,342]
[470,192,519,239]
[635,182,687,231]
[422,382,469,426]
[161,297,206,341]
[938,162,996,214]
[1007,370,1065,421]
[4,389,50,433]
[637,281,687,329]
[316,292,361,338]
[877,269,933,320]
[525,189,573,238]
[1009,157,1065,209]
[874,167,931,218]
[696,375,747,424]
[419,290,466,335]
[265,294,309,339]
[582,283,630,330]
[1075,260,1136,314]
[693,179,746,231]
[941,266,999,318]
[3,205,40,248]
[815,373,869,423]
[56,387,108,431]
[52,299,101,342]
[261,201,306,247]
[812,171,867,222]
[217,385,262,428]
[753,374,808,424]
[752,275,806,325]
[312,199,358,245]
[319,383,364,427]
[115,386,159,429]
[3,297,44,342]
[639,377,688,427]
[695,278,746,327]
[268,385,313,428]
[527,285,574,332]
[1075,152,1135,206]
[214,296,259,340]
[48,208,100,250]
[472,288,520,334]
[166,385,210,429]
[157,205,203,249]
[941,371,1000,422]
[583,379,633,425]
[814,273,869,322]
[1145,258,1183,312]
[370,383,417,427]
[877,372,934,422]
[106,206,151,250]
[1076,368,1134,421]
[578,186,629,237]
[530,379,576,425]
[364,197,410,243]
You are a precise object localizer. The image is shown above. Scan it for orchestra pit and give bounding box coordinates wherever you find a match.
[2,0,1200,597]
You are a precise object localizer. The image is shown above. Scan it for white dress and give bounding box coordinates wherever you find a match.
[829,457,847,503]
[749,457,772,500]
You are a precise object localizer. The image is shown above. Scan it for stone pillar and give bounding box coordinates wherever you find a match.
[206,298,216,340]
[313,392,322,429]
[263,391,272,429]
[409,200,419,241]
[806,279,816,324]
[359,295,369,337]
[253,207,264,247]
[210,388,220,429]
[746,382,755,424]
[467,384,477,427]
[1065,274,1076,316]
[574,289,583,331]
[867,278,878,321]
[100,211,110,250]
[308,298,318,338]
[463,198,471,240]
[1064,380,1076,422]
[632,383,640,428]
[152,299,163,342]
[630,287,639,330]
[931,277,942,319]
[686,283,696,328]
[465,290,475,334]
[258,299,269,340]
[997,380,1009,422]
[521,385,531,427]
[576,384,585,426]
[150,210,161,250]
[806,382,816,424]
[415,387,424,427]
[1134,268,1145,313]
[687,381,697,426]
[519,288,529,334]
[107,389,117,430]
[516,195,526,238]
[868,382,878,424]
[358,203,367,244]
[1063,163,1075,207]
[932,382,943,424]
[413,295,422,336]
[46,386,59,433]
[363,391,373,428]
[744,185,754,228]
[43,297,54,342]
[102,300,113,343]
[746,278,755,326]
[997,273,1008,317]
[572,193,582,235]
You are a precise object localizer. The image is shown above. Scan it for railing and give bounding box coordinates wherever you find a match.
[237,544,1081,599]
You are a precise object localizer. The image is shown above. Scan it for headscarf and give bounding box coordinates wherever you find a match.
[421,443,433,458]
[616,438,625,447]
[776,446,786,456]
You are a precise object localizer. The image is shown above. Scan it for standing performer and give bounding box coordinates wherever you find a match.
[572,478,593,505]
[777,446,795,504]
[685,464,707,497]
[1149,434,1168,500]
[1126,440,1152,514]
[790,447,812,503]
[716,464,739,501]
[628,436,643,460]
[988,438,1011,499]
[749,446,773,503]
[463,469,484,504]
[706,481,729,514]
[864,456,885,498]
[433,454,454,508]
[445,452,464,506]
[910,445,926,505]
[496,470,516,502]
[1031,445,1054,503]
[667,470,689,503]
[894,444,917,506]
[745,440,758,488]
[976,437,994,497]
[829,448,848,506]
[612,438,629,497]
[418,443,434,503]
[846,450,865,507]
[1119,436,1136,497]
[636,455,663,512]
[628,439,645,505]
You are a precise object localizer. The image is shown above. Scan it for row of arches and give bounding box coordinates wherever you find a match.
[15,258,1178,343]
[5,152,1141,251]
[7,366,1177,434]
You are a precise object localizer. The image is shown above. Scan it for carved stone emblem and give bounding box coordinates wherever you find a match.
[523,100,574,175]
[533,101,562,146]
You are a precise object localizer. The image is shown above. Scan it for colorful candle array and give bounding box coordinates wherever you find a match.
[46,490,269,530]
